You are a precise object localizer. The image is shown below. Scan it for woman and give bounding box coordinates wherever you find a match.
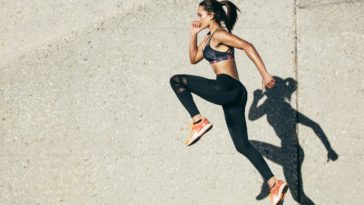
[169,1,288,204]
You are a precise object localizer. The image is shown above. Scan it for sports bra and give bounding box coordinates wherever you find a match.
[203,27,234,64]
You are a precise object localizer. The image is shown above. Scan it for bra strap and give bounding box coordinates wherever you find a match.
[207,27,224,43]
[204,27,225,51]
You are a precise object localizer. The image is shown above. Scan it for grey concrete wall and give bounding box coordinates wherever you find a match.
[0,0,363,204]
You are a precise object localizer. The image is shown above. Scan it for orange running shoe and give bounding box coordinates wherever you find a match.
[184,117,213,146]
[269,179,289,205]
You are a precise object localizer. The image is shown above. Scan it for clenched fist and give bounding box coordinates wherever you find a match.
[190,20,203,34]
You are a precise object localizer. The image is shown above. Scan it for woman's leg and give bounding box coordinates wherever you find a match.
[222,87,275,181]
[169,74,241,118]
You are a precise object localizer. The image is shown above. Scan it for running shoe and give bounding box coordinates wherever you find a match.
[269,179,289,205]
[184,117,213,146]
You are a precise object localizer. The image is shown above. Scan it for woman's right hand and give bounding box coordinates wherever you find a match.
[190,20,203,34]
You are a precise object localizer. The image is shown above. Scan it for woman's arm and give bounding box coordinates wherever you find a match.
[214,30,275,89]
[189,33,208,64]
[189,20,207,64]
[189,33,198,64]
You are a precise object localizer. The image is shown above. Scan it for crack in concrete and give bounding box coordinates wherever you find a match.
[293,0,302,203]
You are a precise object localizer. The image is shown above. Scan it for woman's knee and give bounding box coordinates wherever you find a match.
[170,74,189,88]
[170,74,184,85]
[170,74,180,89]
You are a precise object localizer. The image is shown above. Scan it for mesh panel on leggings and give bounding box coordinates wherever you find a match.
[170,75,187,93]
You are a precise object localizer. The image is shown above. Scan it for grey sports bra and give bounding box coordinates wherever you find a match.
[203,27,234,64]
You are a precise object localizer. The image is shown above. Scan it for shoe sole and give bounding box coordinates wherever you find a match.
[187,123,213,146]
[274,183,288,205]
[277,192,287,205]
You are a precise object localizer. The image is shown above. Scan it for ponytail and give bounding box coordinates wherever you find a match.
[220,0,241,32]
[199,0,241,33]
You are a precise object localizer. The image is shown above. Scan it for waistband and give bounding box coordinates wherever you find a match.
[216,73,243,86]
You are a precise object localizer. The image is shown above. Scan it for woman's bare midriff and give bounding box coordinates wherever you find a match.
[204,36,240,81]
[211,58,240,81]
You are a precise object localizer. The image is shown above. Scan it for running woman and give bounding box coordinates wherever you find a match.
[169,0,288,204]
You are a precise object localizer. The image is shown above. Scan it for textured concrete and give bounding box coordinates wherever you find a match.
[0,0,363,204]
[296,1,364,204]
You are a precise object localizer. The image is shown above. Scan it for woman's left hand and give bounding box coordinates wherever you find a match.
[262,73,276,89]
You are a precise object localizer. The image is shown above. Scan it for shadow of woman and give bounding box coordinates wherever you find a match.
[248,76,339,205]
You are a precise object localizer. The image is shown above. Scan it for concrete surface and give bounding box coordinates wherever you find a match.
[0,0,363,204]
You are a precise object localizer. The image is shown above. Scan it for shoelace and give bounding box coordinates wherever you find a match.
[185,122,200,141]
[184,120,202,129]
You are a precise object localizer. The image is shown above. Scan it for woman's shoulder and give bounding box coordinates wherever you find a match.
[214,28,232,39]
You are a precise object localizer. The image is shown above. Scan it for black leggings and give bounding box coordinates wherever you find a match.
[169,73,274,181]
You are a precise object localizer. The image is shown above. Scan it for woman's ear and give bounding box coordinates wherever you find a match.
[209,13,215,20]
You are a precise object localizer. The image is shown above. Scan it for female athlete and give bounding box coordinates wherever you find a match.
[169,1,289,204]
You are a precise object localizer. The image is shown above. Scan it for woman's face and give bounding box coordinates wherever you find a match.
[196,6,213,29]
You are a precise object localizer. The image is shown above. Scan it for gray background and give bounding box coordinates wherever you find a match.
[1,0,363,204]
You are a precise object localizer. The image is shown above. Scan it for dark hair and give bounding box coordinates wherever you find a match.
[199,0,241,33]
